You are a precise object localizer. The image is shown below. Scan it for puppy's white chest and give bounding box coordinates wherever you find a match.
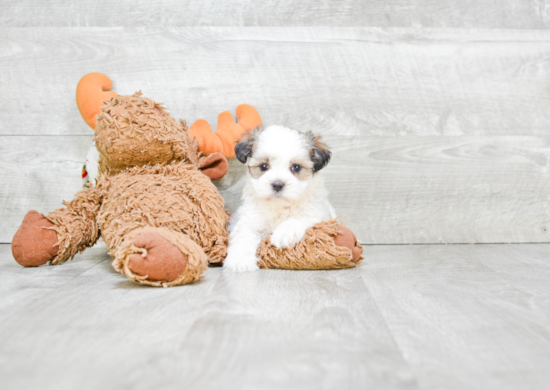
[262,205,301,233]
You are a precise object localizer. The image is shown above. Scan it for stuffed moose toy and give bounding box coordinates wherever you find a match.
[11,73,363,287]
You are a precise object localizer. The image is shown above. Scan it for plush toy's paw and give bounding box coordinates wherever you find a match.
[223,249,260,273]
[334,225,363,263]
[128,232,188,281]
[12,211,59,267]
[270,222,307,249]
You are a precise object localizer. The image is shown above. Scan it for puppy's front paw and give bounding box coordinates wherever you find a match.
[271,223,306,249]
[223,250,260,273]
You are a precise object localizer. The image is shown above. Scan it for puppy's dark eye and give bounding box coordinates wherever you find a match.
[291,164,301,173]
[260,163,269,171]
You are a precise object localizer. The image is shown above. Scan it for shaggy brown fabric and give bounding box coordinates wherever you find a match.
[112,227,208,287]
[257,220,364,270]
[45,186,102,265]
[94,93,201,177]
[12,211,59,267]
[96,163,229,265]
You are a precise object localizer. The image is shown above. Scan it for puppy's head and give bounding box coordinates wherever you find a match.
[235,125,331,202]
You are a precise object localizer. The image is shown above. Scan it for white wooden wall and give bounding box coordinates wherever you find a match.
[1,1,549,244]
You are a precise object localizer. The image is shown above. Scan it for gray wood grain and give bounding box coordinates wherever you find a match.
[0,244,418,390]
[2,0,550,28]
[219,135,550,244]
[472,244,550,297]
[1,27,549,137]
[2,135,548,244]
[361,244,550,390]
[0,243,109,324]
[1,27,549,244]
[2,243,550,389]
[0,135,93,242]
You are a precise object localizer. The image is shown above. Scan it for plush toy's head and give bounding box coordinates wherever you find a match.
[94,92,200,176]
[76,73,262,181]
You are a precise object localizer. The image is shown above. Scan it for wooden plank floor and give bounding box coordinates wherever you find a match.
[1,243,549,390]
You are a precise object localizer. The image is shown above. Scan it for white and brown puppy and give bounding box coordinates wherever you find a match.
[223,125,335,272]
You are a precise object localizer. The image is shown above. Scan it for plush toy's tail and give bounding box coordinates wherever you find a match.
[76,73,118,129]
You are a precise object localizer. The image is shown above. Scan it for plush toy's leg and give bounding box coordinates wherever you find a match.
[112,227,208,287]
[256,220,364,270]
[12,186,101,267]
[44,186,102,265]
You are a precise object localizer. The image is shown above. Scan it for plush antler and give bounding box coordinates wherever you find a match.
[188,104,262,158]
[76,73,118,129]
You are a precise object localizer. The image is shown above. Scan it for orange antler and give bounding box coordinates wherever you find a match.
[76,73,118,129]
[188,104,262,159]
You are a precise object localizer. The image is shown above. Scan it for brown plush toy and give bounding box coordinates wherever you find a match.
[12,73,261,286]
[12,73,363,286]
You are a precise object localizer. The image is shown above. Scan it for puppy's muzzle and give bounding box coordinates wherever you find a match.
[271,181,285,192]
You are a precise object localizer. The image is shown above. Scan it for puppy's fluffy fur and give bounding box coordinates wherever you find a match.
[224,125,335,272]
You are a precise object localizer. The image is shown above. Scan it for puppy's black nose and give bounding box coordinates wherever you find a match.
[272,181,285,192]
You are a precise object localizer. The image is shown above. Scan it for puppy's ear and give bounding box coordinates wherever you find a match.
[307,132,331,172]
[234,129,258,164]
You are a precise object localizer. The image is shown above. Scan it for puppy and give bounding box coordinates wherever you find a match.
[223,125,335,272]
